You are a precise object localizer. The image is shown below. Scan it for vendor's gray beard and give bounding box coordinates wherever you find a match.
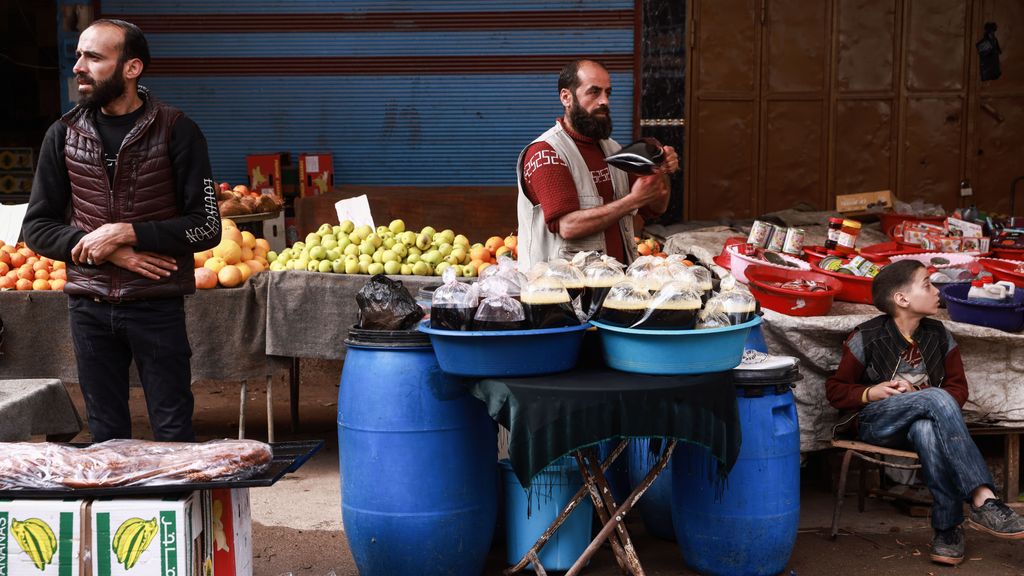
[569,98,613,140]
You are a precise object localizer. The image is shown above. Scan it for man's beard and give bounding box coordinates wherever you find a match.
[77,63,127,110]
[569,96,613,140]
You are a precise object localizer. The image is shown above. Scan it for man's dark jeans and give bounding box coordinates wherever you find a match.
[858,387,993,530]
[68,294,194,442]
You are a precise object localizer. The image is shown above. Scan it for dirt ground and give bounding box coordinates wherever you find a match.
[62,359,1024,576]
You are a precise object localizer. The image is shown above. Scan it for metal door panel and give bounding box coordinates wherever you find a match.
[978,0,1024,91]
[833,100,894,196]
[766,0,828,93]
[693,101,757,219]
[901,97,964,205]
[696,0,758,93]
[905,0,968,91]
[835,0,899,92]
[763,101,827,212]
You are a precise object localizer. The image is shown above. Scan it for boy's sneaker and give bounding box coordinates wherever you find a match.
[968,498,1024,539]
[930,525,965,566]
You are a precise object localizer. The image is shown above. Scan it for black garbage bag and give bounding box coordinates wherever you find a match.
[604,137,665,175]
[356,274,424,330]
[977,22,1001,82]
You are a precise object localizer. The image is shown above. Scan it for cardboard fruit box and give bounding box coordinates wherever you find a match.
[92,493,203,576]
[835,189,894,215]
[205,489,252,576]
[0,498,87,576]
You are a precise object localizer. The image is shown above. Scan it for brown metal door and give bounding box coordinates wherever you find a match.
[686,0,760,220]
[971,0,1024,215]
[830,0,901,199]
[898,0,971,208]
[760,0,831,212]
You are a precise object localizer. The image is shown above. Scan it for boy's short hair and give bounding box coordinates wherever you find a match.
[871,259,926,315]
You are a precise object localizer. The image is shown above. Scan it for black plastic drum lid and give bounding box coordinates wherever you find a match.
[345,325,432,348]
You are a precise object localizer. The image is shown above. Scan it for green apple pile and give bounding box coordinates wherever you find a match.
[267,219,479,277]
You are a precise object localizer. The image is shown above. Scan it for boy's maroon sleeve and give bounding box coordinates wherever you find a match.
[826,343,871,410]
[941,346,969,407]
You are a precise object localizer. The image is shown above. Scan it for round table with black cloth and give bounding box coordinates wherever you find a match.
[471,369,741,489]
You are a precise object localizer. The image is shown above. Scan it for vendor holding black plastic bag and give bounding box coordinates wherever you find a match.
[516,59,679,270]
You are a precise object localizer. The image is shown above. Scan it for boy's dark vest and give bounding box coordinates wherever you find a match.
[61,90,194,300]
[856,315,948,390]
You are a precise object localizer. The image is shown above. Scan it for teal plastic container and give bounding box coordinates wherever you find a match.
[591,316,761,375]
[339,329,497,576]
[501,458,593,571]
[672,380,800,575]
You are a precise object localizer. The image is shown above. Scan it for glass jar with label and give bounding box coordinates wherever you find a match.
[835,219,862,256]
[824,217,844,252]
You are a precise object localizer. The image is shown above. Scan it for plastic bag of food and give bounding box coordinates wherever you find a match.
[628,261,674,292]
[706,290,757,325]
[478,274,520,301]
[541,259,585,303]
[473,296,527,331]
[356,274,425,330]
[696,308,732,330]
[582,260,626,318]
[593,280,651,327]
[690,266,714,302]
[521,277,580,329]
[431,267,479,331]
[0,439,273,489]
[633,281,703,330]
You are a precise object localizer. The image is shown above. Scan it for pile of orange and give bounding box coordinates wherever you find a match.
[193,218,271,289]
[467,234,517,276]
[0,241,67,291]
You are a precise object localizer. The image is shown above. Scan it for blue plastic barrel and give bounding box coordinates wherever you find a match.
[672,379,800,576]
[501,457,593,571]
[744,312,769,353]
[597,439,632,506]
[339,328,497,576]
[626,438,676,541]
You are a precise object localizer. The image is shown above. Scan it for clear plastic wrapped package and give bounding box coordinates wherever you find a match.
[628,262,674,293]
[582,260,626,318]
[473,296,527,331]
[690,266,714,302]
[430,267,479,331]
[634,281,704,330]
[593,281,651,327]
[541,259,586,303]
[478,274,521,301]
[707,290,757,325]
[696,308,732,330]
[521,277,580,329]
[0,439,273,490]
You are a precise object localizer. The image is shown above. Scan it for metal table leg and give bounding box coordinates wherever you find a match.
[564,440,678,576]
[504,440,628,575]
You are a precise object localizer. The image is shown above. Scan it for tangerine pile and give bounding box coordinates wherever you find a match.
[193,218,271,289]
[0,241,67,291]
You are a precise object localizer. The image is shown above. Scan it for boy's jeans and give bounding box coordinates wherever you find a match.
[857,387,994,530]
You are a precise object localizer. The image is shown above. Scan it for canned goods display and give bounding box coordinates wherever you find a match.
[766,224,786,252]
[818,256,844,272]
[747,220,773,248]
[782,228,805,256]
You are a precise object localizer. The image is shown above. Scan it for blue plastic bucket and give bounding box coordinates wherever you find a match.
[672,382,800,575]
[419,322,590,377]
[942,283,1024,332]
[592,316,761,375]
[501,458,593,572]
[626,438,676,541]
[597,439,632,506]
[339,329,497,576]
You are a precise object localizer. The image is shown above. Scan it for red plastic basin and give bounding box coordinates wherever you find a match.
[814,265,876,304]
[860,241,927,258]
[978,258,1024,289]
[745,265,843,316]
[992,247,1024,261]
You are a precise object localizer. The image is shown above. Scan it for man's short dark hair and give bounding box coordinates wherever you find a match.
[558,59,609,94]
[871,259,925,315]
[91,19,151,72]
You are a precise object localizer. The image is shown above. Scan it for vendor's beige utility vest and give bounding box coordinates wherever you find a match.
[516,122,633,271]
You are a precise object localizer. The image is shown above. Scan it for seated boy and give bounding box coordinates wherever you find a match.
[826,259,1024,566]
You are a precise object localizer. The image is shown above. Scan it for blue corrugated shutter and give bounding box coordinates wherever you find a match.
[96,1,635,186]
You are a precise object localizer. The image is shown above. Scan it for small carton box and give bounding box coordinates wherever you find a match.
[298,153,333,197]
[946,217,984,238]
[835,190,894,214]
[206,489,252,576]
[245,153,287,201]
[0,498,87,576]
[92,493,203,576]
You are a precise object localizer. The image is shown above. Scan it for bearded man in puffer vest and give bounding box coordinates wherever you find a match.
[23,19,221,442]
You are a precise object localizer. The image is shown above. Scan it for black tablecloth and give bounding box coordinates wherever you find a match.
[472,369,741,488]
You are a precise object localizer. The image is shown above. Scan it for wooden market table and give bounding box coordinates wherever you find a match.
[471,368,742,575]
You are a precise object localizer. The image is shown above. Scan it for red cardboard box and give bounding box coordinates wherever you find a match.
[299,153,333,197]
[246,153,287,201]
[208,488,252,576]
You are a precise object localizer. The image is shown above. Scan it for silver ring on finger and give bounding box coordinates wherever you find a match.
[87,257,94,266]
